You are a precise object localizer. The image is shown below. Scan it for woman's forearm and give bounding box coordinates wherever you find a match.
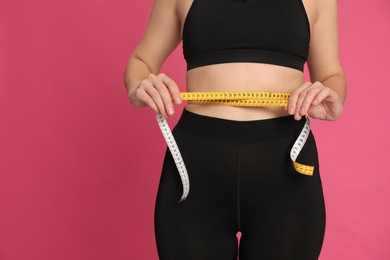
[321,72,347,105]
[123,54,153,107]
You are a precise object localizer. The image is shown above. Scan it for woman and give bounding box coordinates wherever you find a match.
[124,0,347,258]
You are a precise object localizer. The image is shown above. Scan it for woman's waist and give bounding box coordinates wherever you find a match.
[183,66,305,120]
[181,87,295,120]
[173,108,307,144]
[186,81,302,94]
[184,104,290,121]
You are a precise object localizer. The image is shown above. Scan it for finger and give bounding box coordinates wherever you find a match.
[299,86,323,116]
[158,73,182,105]
[293,83,315,120]
[313,87,332,105]
[144,81,168,118]
[319,87,338,104]
[288,82,312,115]
[294,90,308,120]
[149,74,175,116]
[135,86,159,114]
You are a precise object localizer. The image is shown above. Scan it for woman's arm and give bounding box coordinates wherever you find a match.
[287,0,347,121]
[123,0,183,118]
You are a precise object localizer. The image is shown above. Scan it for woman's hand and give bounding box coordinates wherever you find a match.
[128,73,182,118]
[285,81,343,121]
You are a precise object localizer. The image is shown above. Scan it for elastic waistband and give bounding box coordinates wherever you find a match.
[173,108,308,144]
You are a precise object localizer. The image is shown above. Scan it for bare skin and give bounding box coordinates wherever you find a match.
[124,0,347,121]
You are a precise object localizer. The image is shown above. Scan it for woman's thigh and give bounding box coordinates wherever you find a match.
[154,129,240,260]
[238,132,326,260]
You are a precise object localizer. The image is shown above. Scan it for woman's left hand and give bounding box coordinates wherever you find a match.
[285,81,343,121]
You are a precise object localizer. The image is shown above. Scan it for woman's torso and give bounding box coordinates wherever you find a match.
[176,0,319,120]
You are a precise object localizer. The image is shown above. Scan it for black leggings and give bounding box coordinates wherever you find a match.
[154,108,326,260]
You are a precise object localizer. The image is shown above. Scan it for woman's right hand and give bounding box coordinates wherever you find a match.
[128,73,182,118]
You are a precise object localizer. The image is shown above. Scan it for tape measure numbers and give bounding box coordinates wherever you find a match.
[156,91,315,201]
[181,91,290,107]
[156,113,189,202]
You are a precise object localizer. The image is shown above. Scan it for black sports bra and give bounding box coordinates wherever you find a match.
[182,0,311,72]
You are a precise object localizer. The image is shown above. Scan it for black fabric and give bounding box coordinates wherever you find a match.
[154,109,326,260]
[182,0,311,72]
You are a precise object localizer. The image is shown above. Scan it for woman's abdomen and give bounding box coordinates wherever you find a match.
[184,62,305,120]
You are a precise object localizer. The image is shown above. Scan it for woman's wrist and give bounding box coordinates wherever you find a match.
[128,84,145,108]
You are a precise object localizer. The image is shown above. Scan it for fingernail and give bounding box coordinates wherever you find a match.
[300,108,305,114]
[289,107,294,114]
[168,107,174,115]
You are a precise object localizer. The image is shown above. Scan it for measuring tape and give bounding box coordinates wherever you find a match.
[156,91,315,201]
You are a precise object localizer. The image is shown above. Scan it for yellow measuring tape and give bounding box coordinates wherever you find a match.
[181,91,290,107]
[157,91,315,201]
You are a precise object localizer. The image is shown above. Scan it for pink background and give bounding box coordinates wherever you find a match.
[0,0,389,259]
